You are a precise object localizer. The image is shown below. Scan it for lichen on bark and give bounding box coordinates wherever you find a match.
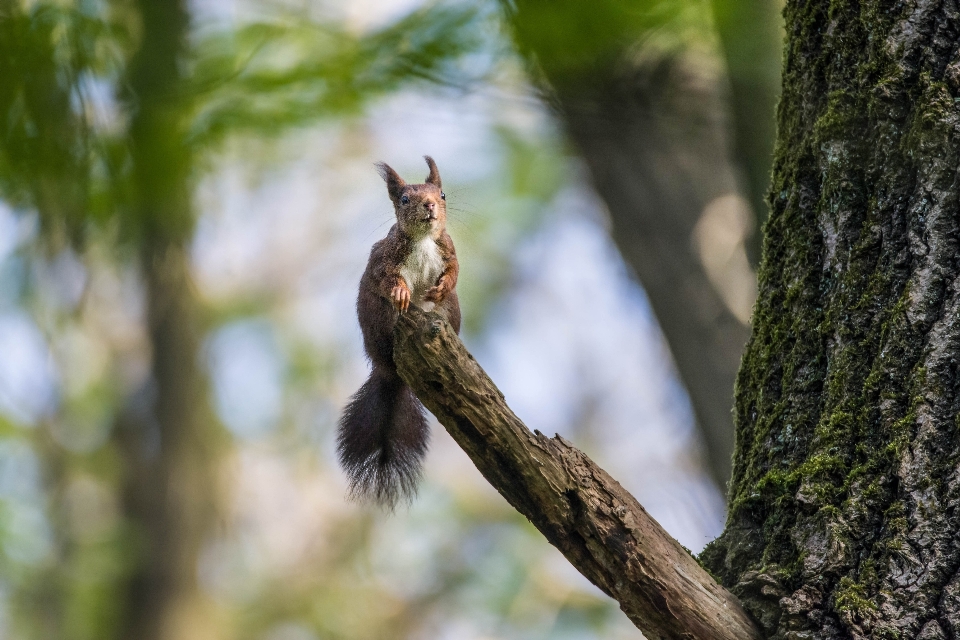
[700,1,960,638]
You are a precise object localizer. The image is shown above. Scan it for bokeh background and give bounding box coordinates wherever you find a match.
[0,0,782,638]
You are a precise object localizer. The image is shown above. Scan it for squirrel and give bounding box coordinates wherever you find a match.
[337,156,461,507]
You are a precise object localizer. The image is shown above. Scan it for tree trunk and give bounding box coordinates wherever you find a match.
[116,1,223,638]
[117,246,222,640]
[553,65,750,491]
[708,0,782,262]
[700,2,960,638]
[503,0,757,489]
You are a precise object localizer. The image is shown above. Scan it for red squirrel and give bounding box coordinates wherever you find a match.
[337,156,461,507]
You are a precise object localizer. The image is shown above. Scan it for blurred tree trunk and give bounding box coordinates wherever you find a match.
[699,2,960,637]
[709,0,782,262]
[504,0,767,489]
[115,1,223,639]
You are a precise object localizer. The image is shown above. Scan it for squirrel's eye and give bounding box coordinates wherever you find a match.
[400,195,409,204]
[440,191,446,200]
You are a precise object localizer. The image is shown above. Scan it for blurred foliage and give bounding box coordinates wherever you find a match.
[0,0,479,244]
[0,0,126,241]
[0,0,637,638]
[0,0,780,637]
[189,7,480,146]
[503,0,714,89]
[452,124,566,335]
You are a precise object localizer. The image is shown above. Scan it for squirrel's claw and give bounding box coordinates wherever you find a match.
[391,285,410,312]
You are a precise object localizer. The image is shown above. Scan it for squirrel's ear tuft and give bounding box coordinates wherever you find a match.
[424,156,441,189]
[376,162,405,201]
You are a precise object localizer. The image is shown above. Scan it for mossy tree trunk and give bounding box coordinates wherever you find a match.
[700,2,960,638]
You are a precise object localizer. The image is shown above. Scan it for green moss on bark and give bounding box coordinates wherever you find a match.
[701,0,960,637]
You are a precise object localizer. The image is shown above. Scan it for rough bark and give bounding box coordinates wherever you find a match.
[700,1,960,638]
[504,1,754,489]
[393,307,761,640]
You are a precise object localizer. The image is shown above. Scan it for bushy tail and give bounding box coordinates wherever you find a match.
[336,366,429,508]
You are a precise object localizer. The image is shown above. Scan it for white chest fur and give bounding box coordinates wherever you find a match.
[400,236,444,311]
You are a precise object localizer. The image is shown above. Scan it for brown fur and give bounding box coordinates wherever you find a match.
[338,157,461,507]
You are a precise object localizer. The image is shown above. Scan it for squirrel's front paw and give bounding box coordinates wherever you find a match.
[424,283,447,303]
[391,285,411,312]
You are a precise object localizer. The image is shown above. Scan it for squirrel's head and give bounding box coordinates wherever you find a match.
[377,156,446,238]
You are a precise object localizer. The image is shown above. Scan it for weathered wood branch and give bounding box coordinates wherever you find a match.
[393,307,761,640]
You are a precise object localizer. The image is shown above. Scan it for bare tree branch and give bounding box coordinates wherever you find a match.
[393,308,761,640]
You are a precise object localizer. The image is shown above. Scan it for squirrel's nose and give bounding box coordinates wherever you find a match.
[424,202,436,212]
